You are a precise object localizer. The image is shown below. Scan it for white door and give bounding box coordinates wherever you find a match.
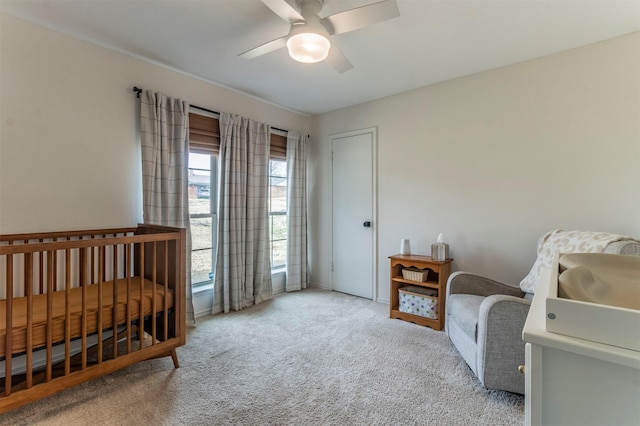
[331,129,376,299]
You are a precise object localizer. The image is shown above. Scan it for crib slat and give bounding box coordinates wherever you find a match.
[138,243,144,351]
[151,242,157,345]
[125,244,132,355]
[164,241,169,342]
[112,244,119,360]
[175,237,182,345]
[45,251,53,382]
[25,253,33,389]
[65,249,71,376]
[80,247,87,370]
[4,253,13,396]
[97,246,104,364]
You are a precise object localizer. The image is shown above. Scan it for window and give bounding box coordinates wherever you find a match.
[188,153,217,285]
[268,160,287,269]
[188,111,289,279]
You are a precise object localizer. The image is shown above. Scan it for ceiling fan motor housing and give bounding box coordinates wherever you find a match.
[296,0,325,16]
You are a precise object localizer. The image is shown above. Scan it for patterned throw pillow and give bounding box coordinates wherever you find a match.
[519,230,637,294]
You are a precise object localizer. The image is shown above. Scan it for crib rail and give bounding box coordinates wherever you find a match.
[0,224,186,413]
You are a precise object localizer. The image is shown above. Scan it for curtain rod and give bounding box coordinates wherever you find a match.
[133,86,291,135]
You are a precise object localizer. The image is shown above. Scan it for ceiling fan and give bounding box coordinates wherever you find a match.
[239,0,400,72]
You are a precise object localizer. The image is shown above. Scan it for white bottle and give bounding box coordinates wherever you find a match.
[400,238,411,255]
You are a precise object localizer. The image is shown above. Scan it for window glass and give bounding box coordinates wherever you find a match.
[269,160,287,269]
[188,153,216,285]
[188,152,287,278]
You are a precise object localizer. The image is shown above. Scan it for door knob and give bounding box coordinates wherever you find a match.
[363,221,371,228]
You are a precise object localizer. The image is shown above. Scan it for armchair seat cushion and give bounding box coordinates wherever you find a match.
[447,294,484,341]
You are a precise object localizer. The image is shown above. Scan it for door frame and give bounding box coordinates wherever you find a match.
[330,127,378,301]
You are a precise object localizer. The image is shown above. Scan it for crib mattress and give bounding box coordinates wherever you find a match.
[0,277,174,358]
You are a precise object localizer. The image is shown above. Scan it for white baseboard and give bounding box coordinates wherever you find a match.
[309,281,330,291]
[193,274,289,319]
[193,286,213,319]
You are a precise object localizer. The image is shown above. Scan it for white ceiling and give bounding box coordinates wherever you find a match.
[2,0,639,115]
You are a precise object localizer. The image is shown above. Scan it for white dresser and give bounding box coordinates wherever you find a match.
[522,268,640,426]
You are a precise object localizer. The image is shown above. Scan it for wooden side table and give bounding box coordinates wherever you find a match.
[389,254,453,330]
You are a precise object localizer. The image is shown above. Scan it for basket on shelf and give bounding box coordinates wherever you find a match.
[398,285,438,319]
[402,267,429,282]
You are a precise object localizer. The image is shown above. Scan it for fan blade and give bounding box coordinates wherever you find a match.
[325,44,353,73]
[261,0,304,24]
[321,0,399,35]
[239,36,288,59]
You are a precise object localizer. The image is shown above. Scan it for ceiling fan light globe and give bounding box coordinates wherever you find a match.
[287,33,330,63]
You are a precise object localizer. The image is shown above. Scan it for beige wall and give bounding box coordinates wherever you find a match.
[310,32,640,302]
[0,13,309,234]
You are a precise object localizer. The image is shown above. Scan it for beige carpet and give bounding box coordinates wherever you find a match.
[1,289,523,425]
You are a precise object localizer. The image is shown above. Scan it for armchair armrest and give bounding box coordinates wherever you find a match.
[446,271,525,298]
[476,294,531,393]
[478,294,531,329]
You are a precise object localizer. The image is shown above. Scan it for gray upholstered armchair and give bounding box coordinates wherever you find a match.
[445,230,640,395]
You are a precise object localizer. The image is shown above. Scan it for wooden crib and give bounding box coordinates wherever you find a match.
[0,224,186,413]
